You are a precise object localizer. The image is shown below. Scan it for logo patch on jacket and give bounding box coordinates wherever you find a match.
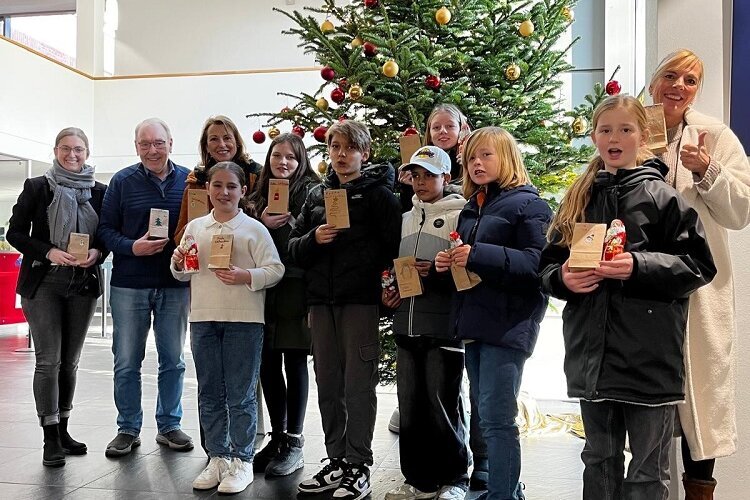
[434,218,445,228]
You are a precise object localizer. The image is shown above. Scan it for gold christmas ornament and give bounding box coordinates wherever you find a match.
[316,97,330,111]
[382,60,399,78]
[348,84,363,101]
[519,19,534,37]
[321,19,335,33]
[504,63,521,81]
[435,6,452,25]
[572,116,587,135]
[562,7,574,22]
[317,160,328,174]
[351,37,363,47]
[268,126,280,139]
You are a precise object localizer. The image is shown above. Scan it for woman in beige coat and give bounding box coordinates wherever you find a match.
[649,49,750,498]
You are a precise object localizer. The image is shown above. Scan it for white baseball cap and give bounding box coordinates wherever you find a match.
[399,146,451,175]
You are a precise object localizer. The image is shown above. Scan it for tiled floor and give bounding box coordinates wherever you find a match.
[0,324,584,499]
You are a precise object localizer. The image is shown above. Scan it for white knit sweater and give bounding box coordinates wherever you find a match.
[171,210,284,323]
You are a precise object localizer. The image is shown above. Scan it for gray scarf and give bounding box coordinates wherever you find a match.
[45,160,98,251]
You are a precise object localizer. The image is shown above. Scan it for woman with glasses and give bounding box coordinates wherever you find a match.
[7,127,108,467]
[174,115,262,244]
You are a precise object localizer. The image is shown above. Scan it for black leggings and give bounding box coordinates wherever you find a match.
[681,432,715,480]
[259,346,309,435]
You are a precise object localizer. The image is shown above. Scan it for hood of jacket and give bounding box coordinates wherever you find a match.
[323,162,395,192]
[409,192,467,215]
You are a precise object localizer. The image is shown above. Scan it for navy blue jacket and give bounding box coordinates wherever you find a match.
[451,183,552,354]
[98,161,189,289]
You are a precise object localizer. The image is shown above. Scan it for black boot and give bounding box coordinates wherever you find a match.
[42,424,66,467]
[59,417,87,455]
[253,432,283,472]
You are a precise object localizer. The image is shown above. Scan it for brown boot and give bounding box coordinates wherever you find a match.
[683,473,717,500]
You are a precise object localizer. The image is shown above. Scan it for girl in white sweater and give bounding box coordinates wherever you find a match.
[171,161,284,494]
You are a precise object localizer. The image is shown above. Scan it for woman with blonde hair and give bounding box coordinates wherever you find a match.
[649,49,750,498]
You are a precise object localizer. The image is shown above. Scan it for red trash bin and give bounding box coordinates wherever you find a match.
[0,252,26,325]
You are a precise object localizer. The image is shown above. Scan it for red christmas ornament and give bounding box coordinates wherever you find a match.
[281,106,291,114]
[364,0,379,7]
[252,130,266,144]
[605,80,621,95]
[292,125,305,138]
[338,78,349,90]
[321,66,336,81]
[403,126,418,136]
[331,87,346,104]
[338,114,349,122]
[313,125,328,143]
[363,42,377,57]
[425,74,441,90]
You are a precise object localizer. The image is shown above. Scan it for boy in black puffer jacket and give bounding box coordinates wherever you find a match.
[289,120,401,500]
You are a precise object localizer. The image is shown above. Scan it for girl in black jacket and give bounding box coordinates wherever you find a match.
[7,127,108,467]
[539,95,716,500]
[245,133,319,477]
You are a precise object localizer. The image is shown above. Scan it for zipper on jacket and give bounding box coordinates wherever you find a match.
[407,206,427,336]
[454,191,485,338]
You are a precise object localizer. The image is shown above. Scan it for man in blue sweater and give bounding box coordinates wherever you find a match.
[98,118,193,457]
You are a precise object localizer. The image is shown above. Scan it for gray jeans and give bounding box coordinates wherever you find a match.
[309,304,379,466]
[21,266,97,426]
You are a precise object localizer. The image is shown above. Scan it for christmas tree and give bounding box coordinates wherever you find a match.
[250,0,618,383]
[249,0,614,197]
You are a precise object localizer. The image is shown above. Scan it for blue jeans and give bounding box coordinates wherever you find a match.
[191,321,263,461]
[110,286,189,436]
[465,342,526,500]
[580,400,674,500]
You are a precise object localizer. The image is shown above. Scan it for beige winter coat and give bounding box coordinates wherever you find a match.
[671,108,750,460]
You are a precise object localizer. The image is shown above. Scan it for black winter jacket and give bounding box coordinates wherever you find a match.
[288,163,402,305]
[539,160,716,405]
[451,183,552,354]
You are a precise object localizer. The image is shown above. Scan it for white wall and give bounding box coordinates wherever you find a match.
[0,38,93,163]
[91,70,321,173]
[654,0,750,498]
[113,0,322,75]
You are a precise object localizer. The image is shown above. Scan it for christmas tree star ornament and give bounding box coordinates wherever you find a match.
[331,87,345,104]
[316,97,330,111]
[348,84,363,101]
[382,60,399,78]
[268,126,280,139]
[505,63,521,81]
[321,19,334,33]
[435,6,451,25]
[252,130,266,144]
[605,80,621,95]
[519,20,534,37]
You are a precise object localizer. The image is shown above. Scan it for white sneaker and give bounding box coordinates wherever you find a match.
[218,458,253,494]
[192,456,230,490]
[385,482,437,499]
[436,485,467,500]
[332,463,371,500]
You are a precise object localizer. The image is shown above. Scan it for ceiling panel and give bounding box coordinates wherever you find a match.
[0,1,75,16]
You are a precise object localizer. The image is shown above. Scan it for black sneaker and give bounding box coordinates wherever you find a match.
[253,432,283,472]
[265,434,304,477]
[155,429,194,451]
[298,457,345,494]
[333,463,371,500]
[105,433,141,457]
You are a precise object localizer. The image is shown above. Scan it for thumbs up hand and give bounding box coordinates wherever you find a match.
[680,130,710,178]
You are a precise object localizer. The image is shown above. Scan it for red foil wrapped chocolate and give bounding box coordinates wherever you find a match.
[603,219,626,261]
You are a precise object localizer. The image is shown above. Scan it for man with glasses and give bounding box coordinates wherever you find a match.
[98,118,193,457]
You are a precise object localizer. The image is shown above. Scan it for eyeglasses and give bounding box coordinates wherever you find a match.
[56,146,87,154]
[137,140,168,150]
